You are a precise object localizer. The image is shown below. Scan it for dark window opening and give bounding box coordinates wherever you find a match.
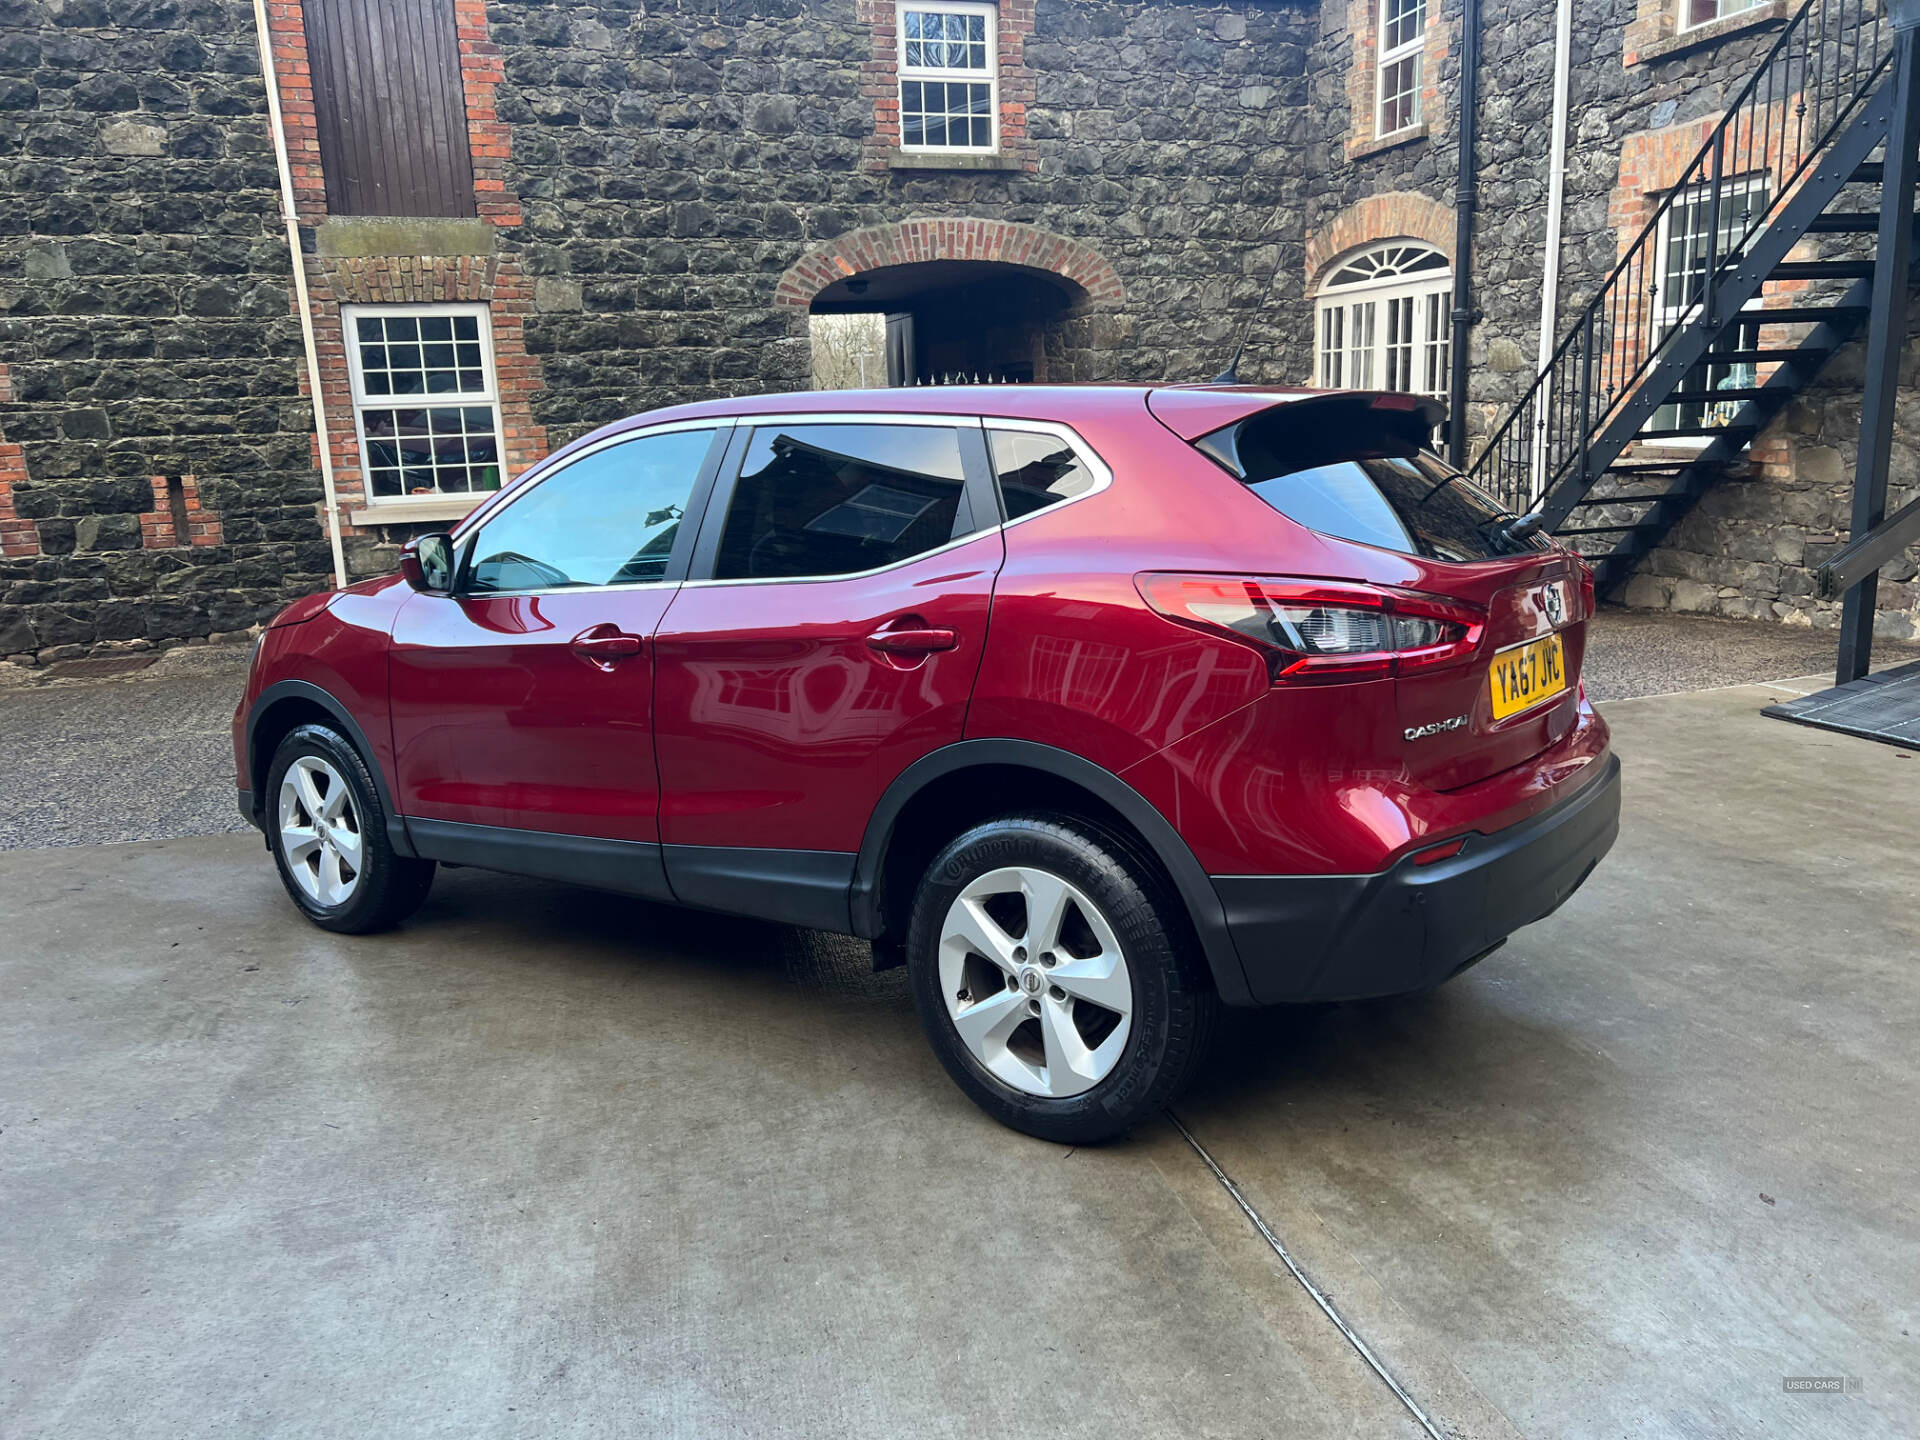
[809,261,1084,388]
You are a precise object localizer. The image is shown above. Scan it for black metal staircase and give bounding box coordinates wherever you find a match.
[1469,0,1910,618]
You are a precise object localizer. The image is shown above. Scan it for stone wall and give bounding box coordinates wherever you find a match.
[0,0,329,664]
[487,0,1319,450]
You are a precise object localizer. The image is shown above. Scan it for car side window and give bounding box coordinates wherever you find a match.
[712,423,974,581]
[464,428,715,593]
[986,427,1097,519]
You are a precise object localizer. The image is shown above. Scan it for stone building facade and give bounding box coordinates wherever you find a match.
[1,0,1916,663]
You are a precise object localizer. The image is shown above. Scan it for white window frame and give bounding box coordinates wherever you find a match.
[1644,174,1770,445]
[1678,0,1766,34]
[1376,0,1427,139]
[1314,243,1453,400]
[342,301,508,516]
[896,1,999,155]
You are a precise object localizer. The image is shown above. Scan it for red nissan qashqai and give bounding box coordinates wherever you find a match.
[235,386,1619,1142]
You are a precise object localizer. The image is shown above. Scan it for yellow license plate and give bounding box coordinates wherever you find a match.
[1489,632,1567,720]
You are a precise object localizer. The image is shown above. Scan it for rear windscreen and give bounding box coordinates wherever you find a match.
[1195,396,1549,563]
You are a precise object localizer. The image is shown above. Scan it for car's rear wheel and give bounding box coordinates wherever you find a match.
[267,723,435,934]
[906,814,1216,1144]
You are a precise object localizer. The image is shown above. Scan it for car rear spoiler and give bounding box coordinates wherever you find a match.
[1146,386,1447,444]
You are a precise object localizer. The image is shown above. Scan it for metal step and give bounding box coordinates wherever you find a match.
[1851,161,1887,184]
[1636,423,1758,440]
[1566,489,1693,508]
[1704,345,1835,366]
[1738,303,1872,326]
[1806,211,1920,233]
[1659,386,1771,404]
[1769,258,1877,280]
[1555,523,1665,536]
[1600,460,1693,474]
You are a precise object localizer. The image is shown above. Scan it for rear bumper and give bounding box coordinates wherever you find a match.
[1214,752,1621,1004]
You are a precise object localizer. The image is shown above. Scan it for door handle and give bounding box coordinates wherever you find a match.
[865,626,958,656]
[570,625,644,669]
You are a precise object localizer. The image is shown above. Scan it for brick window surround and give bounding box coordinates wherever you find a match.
[0,366,34,559]
[1344,0,1449,159]
[1306,191,1457,289]
[1624,0,1790,68]
[261,0,548,546]
[774,219,1125,313]
[1610,106,1817,453]
[858,0,1037,172]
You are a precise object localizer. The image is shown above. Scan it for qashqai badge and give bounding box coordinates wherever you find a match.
[1404,715,1470,742]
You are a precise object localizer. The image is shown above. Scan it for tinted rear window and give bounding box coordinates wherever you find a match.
[1196,397,1548,562]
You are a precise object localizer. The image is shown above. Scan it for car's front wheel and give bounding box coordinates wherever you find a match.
[266,723,435,934]
[906,814,1217,1144]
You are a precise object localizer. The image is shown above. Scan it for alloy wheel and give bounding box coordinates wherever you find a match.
[937,865,1133,1098]
[278,755,363,908]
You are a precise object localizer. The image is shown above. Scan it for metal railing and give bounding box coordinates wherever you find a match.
[1470,0,1893,514]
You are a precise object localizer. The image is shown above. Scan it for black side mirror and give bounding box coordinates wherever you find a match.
[400,532,456,594]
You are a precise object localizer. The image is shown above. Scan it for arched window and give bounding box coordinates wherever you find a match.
[1314,242,1452,396]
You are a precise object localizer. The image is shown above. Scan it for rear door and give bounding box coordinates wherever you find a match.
[651,416,1003,918]
[389,422,728,840]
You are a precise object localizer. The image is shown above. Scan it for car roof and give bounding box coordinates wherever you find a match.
[529,384,1328,472]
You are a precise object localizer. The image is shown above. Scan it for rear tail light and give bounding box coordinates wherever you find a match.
[1136,573,1485,684]
[1577,561,1597,620]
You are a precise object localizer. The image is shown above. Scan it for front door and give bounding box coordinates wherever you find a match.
[652,418,1002,908]
[389,423,726,842]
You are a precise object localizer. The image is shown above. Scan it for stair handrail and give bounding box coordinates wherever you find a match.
[1469,0,1894,515]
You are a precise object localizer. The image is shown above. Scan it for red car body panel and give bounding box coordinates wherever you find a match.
[233,575,411,801]
[651,528,1003,853]
[387,585,678,841]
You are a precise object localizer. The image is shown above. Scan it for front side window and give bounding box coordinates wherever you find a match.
[898,2,997,152]
[345,302,505,502]
[988,428,1097,519]
[464,428,717,593]
[714,423,972,581]
[1377,0,1426,137]
[1315,243,1452,399]
[1681,0,1764,31]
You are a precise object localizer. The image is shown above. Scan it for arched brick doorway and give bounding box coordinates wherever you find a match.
[776,220,1123,386]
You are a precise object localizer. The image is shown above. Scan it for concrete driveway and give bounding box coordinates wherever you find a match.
[3,664,1915,1436]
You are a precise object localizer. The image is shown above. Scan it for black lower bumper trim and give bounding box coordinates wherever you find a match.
[1215,753,1622,1005]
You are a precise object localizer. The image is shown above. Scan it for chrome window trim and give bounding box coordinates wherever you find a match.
[980,417,1115,531]
[452,418,731,598]
[675,412,1114,590]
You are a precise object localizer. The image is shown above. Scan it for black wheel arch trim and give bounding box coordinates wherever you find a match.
[245,678,417,858]
[850,738,1256,1006]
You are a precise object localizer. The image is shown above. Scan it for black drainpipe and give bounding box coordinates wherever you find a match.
[1446,0,1480,468]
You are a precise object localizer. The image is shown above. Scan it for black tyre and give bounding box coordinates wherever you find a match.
[905,813,1217,1144]
[265,723,435,934]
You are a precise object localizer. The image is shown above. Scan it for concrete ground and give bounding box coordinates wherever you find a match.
[2,612,1916,1436]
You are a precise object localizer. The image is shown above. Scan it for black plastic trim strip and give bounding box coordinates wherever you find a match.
[408,818,673,902]
[850,738,1256,1006]
[661,844,856,932]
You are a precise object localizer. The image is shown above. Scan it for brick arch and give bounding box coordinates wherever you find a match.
[1305,192,1456,289]
[774,219,1125,310]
